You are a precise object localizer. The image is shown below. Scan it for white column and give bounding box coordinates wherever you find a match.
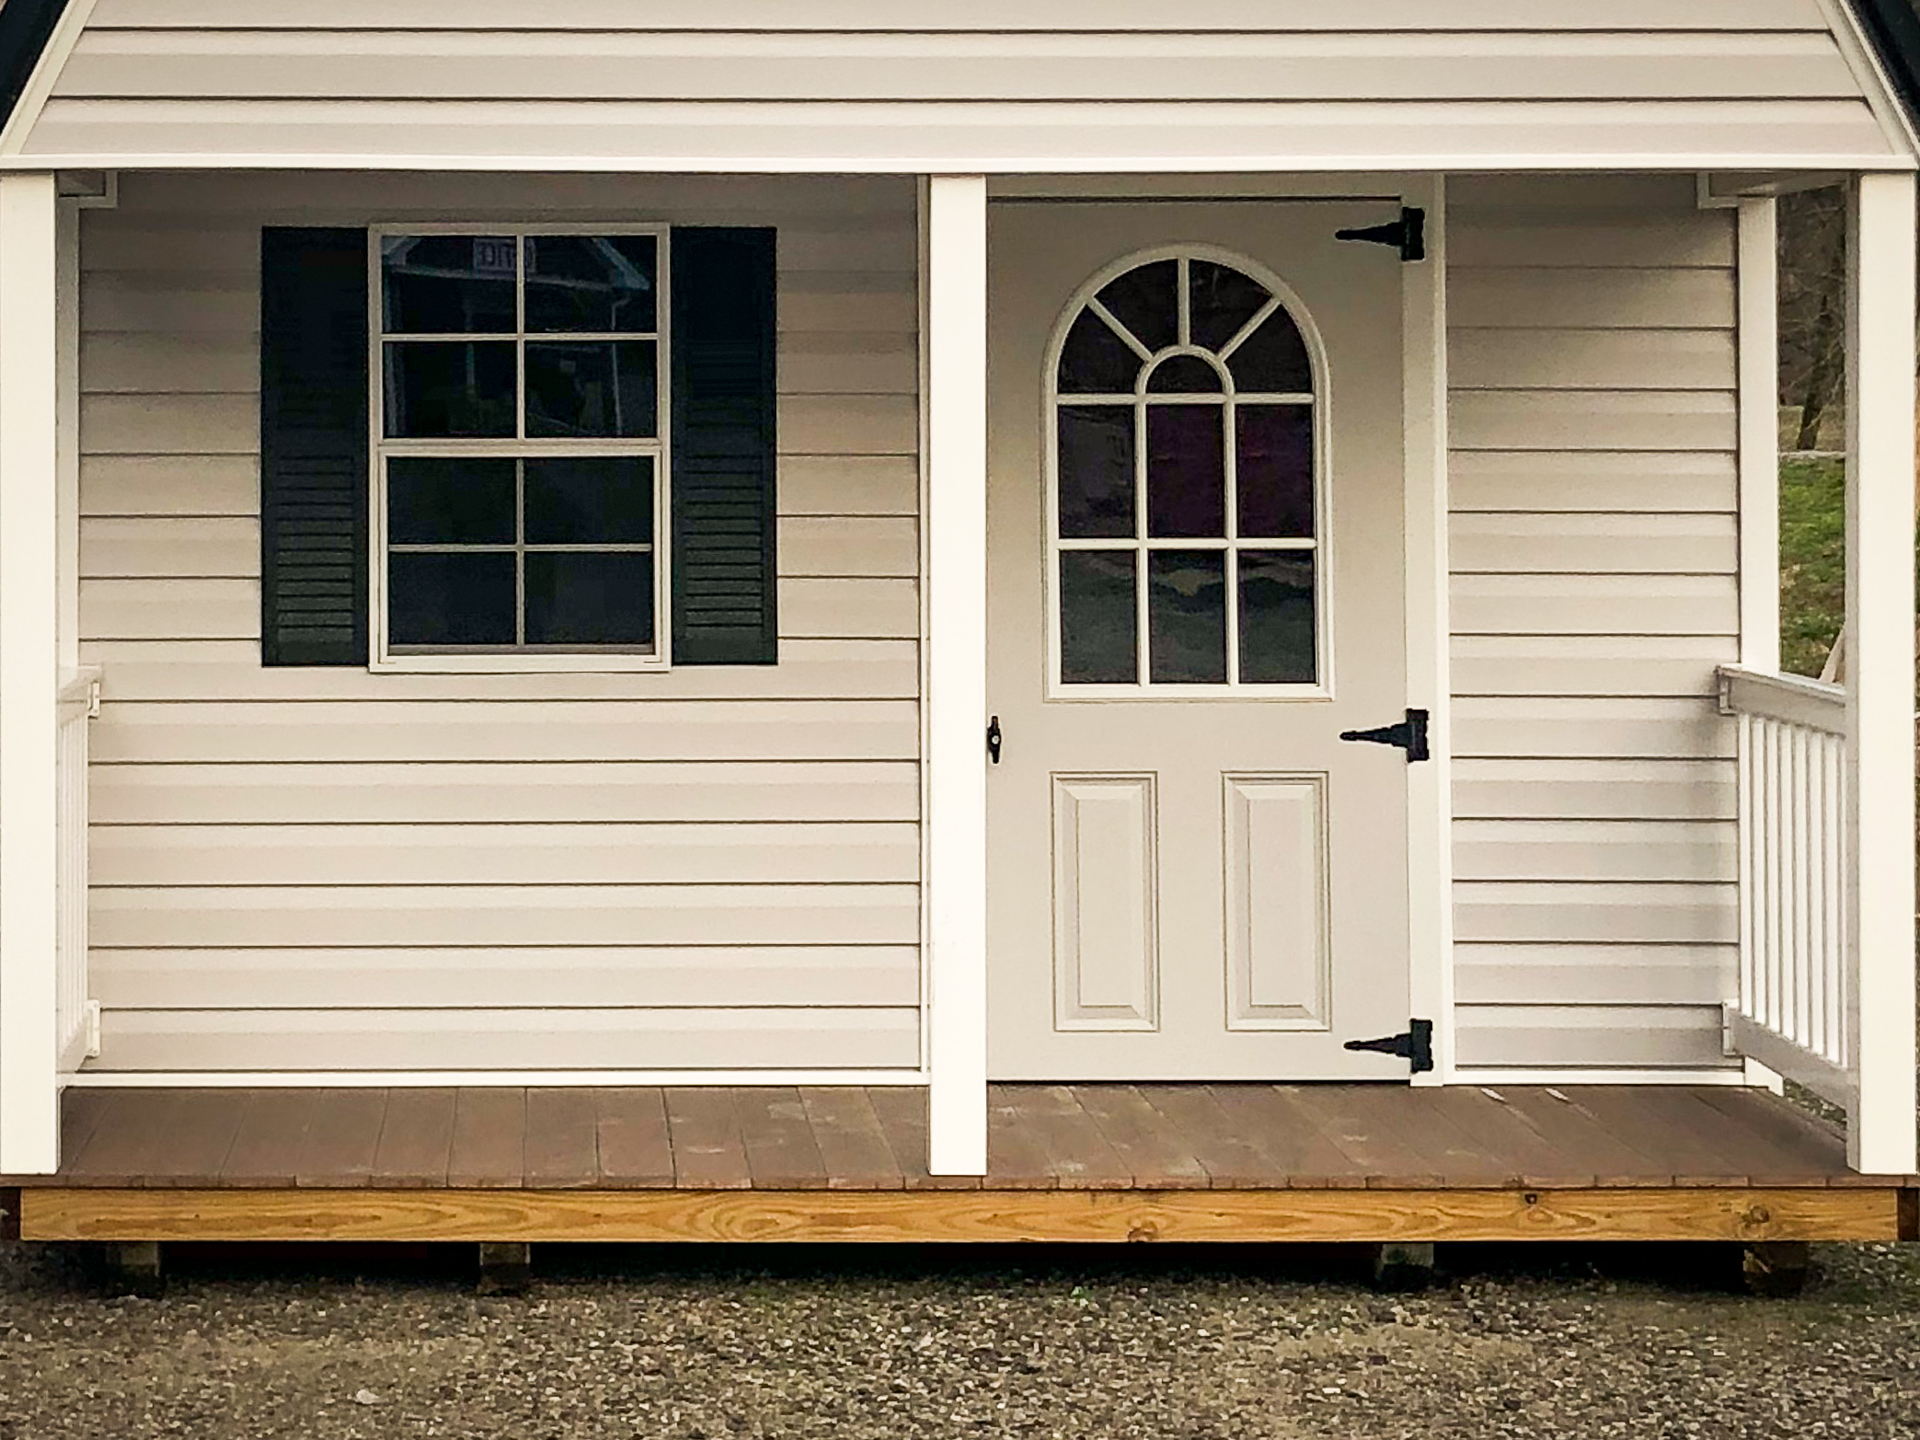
[1737,197,1780,675]
[1843,170,1917,1175]
[923,175,989,1175]
[0,173,63,1175]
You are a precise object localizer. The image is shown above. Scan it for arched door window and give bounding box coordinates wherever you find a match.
[1048,252,1322,690]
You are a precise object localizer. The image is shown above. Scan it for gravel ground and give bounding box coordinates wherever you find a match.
[1,1238,1917,1439]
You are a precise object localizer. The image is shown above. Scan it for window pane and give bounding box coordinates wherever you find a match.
[1238,550,1317,684]
[525,234,658,334]
[1059,550,1137,684]
[1145,355,1222,394]
[1095,260,1178,354]
[1148,550,1227,684]
[526,456,655,545]
[1235,405,1314,538]
[1056,405,1134,539]
[383,341,516,438]
[526,341,657,438]
[1189,260,1271,353]
[1058,307,1140,394]
[388,457,516,545]
[389,552,516,647]
[1146,404,1225,538]
[381,235,516,334]
[525,552,655,646]
[1226,308,1312,393]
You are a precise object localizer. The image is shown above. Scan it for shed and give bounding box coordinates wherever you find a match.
[0,0,1916,1252]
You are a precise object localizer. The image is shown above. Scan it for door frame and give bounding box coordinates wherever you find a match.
[920,172,1454,1169]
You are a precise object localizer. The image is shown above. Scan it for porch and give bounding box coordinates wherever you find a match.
[6,1083,1910,1244]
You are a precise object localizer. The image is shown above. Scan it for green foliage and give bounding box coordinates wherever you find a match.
[1778,455,1846,678]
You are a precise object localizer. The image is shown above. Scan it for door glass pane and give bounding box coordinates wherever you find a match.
[1239,550,1317,684]
[387,457,516,545]
[389,552,516,647]
[524,234,657,334]
[1146,405,1225,538]
[1235,405,1314,538]
[1095,260,1178,353]
[1226,309,1312,394]
[1188,260,1271,352]
[383,342,516,438]
[1058,308,1140,394]
[1059,551,1137,684]
[526,341,657,438]
[525,552,655,646]
[1148,550,1227,684]
[1056,406,1135,539]
[1145,355,1222,394]
[380,235,516,334]
[525,456,654,545]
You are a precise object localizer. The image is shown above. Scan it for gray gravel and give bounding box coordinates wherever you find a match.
[2,1239,1917,1438]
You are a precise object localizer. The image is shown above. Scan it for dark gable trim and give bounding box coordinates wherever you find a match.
[1848,0,1920,134]
[0,0,71,136]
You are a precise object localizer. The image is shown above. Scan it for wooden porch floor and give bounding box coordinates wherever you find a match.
[6,1084,1914,1245]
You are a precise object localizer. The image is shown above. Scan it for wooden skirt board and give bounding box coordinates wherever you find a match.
[13,1185,1904,1245]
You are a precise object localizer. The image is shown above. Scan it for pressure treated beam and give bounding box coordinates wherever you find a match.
[17,1186,1902,1245]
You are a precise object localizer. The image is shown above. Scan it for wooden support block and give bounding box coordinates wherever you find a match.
[104,1240,163,1298]
[476,1241,531,1296]
[1369,1241,1437,1291]
[1741,1240,1810,1298]
[15,1185,1904,1245]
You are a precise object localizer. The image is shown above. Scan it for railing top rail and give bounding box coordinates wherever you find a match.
[1716,664,1847,735]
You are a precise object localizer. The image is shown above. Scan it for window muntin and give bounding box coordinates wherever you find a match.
[1049,251,1324,693]
[371,227,669,668]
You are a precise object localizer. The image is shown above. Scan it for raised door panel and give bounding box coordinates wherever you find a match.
[1051,775,1158,1031]
[1224,774,1331,1030]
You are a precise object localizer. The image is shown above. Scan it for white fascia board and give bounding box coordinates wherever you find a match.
[0,0,99,159]
[1816,0,1920,162]
[0,151,1916,175]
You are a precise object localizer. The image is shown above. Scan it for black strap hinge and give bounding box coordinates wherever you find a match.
[1344,1019,1434,1074]
[1339,707,1429,762]
[1335,206,1425,262]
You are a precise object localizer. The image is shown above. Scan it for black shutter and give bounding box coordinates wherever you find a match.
[260,227,369,667]
[671,227,778,665]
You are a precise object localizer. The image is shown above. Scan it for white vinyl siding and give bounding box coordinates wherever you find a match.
[14,0,1904,169]
[1447,174,1741,1071]
[76,171,921,1074]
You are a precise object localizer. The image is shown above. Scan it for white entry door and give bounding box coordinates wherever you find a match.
[986,200,1415,1080]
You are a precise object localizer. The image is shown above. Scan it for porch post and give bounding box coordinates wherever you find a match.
[923,174,990,1175]
[1843,170,1917,1176]
[0,173,63,1175]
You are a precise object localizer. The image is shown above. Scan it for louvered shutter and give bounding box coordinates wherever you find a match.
[260,227,369,667]
[670,228,779,665]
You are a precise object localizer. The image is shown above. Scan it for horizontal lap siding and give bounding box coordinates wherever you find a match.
[78,172,924,1076]
[19,3,1894,167]
[1447,175,1739,1072]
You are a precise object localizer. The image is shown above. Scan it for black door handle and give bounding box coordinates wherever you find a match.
[986,715,1002,764]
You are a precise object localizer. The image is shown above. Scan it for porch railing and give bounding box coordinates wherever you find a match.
[1716,665,1852,1110]
[55,666,100,1073]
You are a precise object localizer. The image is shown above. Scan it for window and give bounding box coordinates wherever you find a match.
[372,228,669,669]
[1048,250,1324,693]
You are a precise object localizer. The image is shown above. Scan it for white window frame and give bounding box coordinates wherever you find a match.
[367,223,672,674]
[1043,244,1332,701]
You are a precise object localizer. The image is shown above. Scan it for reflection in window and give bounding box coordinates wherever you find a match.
[1050,253,1319,687]
[374,230,666,659]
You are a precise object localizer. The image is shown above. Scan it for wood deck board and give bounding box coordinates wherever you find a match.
[798,1087,903,1190]
[18,1083,1886,1202]
[591,1088,674,1189]
[368,1088,455,1189]
[219,1090,319,1188]
[524,1089,599,1190]
[446,1087,526,1189]
[664,1088,751,1190]
[733,1088,831,1190]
